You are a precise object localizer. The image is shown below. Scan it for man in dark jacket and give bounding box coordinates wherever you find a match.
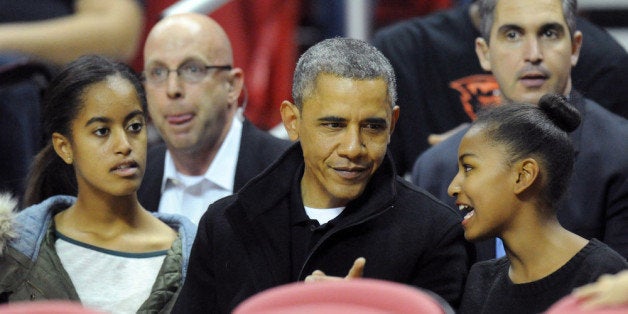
[173,38,470,314]
[372,0,628,176]
[138,13,290,224]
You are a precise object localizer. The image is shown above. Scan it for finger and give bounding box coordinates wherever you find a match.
[346,257,366,279]
[572,286,599,299]
[304,275,318,283]
[304,270,326,283]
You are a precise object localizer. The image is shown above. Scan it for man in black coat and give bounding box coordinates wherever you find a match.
[138,13,290,224]
[173,37,470,314]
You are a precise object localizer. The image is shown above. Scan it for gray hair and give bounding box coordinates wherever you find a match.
[291,37,397,110]
[478,0,577,43]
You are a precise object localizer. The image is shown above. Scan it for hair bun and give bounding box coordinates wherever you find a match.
[538,93,581,132]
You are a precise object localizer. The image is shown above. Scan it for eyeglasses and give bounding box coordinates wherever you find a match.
[143,61,232,84]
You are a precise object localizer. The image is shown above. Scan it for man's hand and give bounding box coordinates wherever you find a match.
[572,270,628,310]
[304,257,366,283]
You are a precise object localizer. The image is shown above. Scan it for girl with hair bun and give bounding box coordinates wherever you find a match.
[449,94,628,314]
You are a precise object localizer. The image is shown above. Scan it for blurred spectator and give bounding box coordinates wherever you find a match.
[373,0,628,175]
[136,0,299,131]
[0,0,143,64]
[138,13,290,224]
[0,0,144,205]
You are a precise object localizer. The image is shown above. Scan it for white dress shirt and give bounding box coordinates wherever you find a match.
[158,117,243,225]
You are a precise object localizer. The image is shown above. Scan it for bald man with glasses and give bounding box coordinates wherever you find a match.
[138,13,290,224]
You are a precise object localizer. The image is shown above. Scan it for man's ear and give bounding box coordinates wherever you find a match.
[475,37,492,72]
[280,100,300,141]
[388,105,400,143]
[227,67,244,107]
[570,31,583,67]
[513,158,539,195]
[52,132,73,164]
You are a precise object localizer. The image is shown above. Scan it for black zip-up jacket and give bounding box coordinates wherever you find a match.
[173,143,471,313]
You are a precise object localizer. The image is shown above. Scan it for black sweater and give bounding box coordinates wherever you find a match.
[460,239,628,314]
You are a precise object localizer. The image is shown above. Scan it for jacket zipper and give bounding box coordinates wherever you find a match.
[25,280,46,300]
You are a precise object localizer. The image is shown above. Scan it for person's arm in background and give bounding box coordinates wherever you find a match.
[0,0,143,64]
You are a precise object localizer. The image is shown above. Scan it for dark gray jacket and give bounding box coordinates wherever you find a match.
[0,195,196,313]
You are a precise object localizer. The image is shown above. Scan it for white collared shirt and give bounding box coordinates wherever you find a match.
[158,116,243,225]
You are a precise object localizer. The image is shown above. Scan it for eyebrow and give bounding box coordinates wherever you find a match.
[317,116,388,125]
[85,110,144,127]
[497,24,524,34]
[539,22,565,34]
[498,22,565,35]
[125,110,145,123]
[318,116,346,123]
[363,117,387,125]
[147,57,204,68]
[458,153,476,163]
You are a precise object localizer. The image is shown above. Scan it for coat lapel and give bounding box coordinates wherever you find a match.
[138,144,166,212]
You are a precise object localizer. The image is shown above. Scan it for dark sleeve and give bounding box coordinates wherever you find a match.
[573,18,628,119]
[0,0,73,22]
[171,213,216,313]
[411,129,465,209]
[603,168,628,259]
[575,102,628,260]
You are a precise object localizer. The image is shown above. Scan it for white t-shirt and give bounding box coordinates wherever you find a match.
[304,206,345,225]
[55,232,167,314]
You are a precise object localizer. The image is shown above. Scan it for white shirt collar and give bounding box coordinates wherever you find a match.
[160,116,243,192]
[304,206,345,225]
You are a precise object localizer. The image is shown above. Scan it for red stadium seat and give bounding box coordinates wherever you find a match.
[233,278,450,314]
[0,301,104,314]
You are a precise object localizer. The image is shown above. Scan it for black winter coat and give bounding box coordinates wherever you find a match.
[173,144,471,313]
